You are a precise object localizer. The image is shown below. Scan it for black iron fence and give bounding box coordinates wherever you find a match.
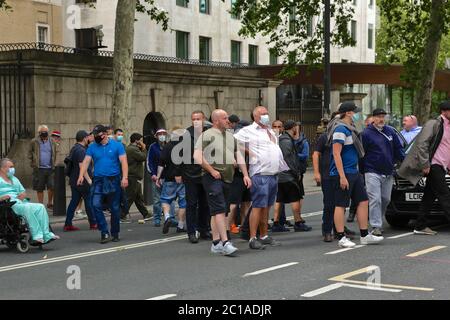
[0,62,31,158]
[0,42,253,69]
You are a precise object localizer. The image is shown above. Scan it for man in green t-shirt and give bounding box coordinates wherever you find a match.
[193,109,251,256]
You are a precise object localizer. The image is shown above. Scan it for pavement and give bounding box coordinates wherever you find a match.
[1,191,450,301]
[24,168,322,225]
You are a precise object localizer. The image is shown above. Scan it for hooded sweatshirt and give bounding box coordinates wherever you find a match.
[361,124,405,176]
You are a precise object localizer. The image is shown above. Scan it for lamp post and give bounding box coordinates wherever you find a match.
[323,0,331,116]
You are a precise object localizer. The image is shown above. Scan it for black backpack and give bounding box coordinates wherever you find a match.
[64,145,77,177]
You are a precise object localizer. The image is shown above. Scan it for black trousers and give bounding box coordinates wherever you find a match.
[185,177,210,235]
[416,164,450,229]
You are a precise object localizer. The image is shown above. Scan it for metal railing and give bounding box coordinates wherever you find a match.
[0,42,253,69]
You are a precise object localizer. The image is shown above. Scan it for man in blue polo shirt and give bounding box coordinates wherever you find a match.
[328,101,384,248]
[78,125,129,243]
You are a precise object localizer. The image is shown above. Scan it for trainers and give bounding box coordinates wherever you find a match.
[230,224,240,234]
[260,236,281,246]
[271,223,291,232]
[324,234,333,242]
[100,234,111,244]
[162,219,171,234]
[63,225,80,232]
[371,227,383,237]
[120,218,132,224]
[143,214,152,222]
[176,227,187,233]
[188,233,199,244]
[249,238,266,250]
[413,227,437,235]
[112,236,120,242]
[285,220,294,227]
[211,242,224,254]
[294,222,312,232]
[222,242,238,256]
[338,236,356,248]
[360,233,384,245]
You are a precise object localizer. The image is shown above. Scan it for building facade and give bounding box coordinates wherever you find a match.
[0,0,64,45]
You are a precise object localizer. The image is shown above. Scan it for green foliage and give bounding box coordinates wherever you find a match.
[377,0,450,84]
[229,0,356,78]
[136,0,169,31]
[0,0,12,11]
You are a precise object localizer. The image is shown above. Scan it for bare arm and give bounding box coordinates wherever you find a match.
[193,149,221,179]
[332,143,348,190]
[312,151,321,184]
[119,154,128,188]
[77,155,92,186]
[79,162,92,185]
[236,150,252,188]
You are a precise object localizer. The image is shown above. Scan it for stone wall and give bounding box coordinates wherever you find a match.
[0,50,276,186]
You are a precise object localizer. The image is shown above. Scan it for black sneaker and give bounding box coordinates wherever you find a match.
[188,233,199,243]
[176,227,187,233]
[112,236,120,242]
[162,219,171,234]
[260,236,281,246]
[100,234,110,244]
[249,238,266,250]
[294,222,312,232]
[199,231,212,240]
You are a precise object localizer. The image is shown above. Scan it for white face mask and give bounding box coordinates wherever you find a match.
[7,167,15,177]
[158,135,166,143]
[260,115,270,126]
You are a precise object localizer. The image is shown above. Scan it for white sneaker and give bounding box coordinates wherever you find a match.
[222,242,238,256]
[338,236,356,248]
[360,233,384,245]
[211,242,224,254]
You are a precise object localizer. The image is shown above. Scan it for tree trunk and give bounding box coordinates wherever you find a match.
[413,0,445,124]
[110,0,136,136]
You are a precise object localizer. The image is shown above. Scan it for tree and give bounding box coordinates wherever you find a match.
[230,0,356,78]
[378,0,450,123]
[110,0,168,135]
[0,0,11,10]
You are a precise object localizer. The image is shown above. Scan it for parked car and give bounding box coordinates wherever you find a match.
[386,134,449,228]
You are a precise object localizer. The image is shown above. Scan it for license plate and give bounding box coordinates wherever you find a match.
[405,193,423,201]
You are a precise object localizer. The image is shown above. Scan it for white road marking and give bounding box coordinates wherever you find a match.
[325,245,365,255]
[405,246,447,258]
[0,235,187,273]
[387,232,414,239]
[242,262,299,278]
[301,283,344,297]
[146,294,177,300]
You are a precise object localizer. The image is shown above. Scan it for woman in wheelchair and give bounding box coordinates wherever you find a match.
[0,158,60,244]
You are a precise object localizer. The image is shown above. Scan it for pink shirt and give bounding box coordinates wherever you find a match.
[431,115,450,170]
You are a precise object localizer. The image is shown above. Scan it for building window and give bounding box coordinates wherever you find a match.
[351,20,357,46]
[199,0,209,14]
[176,0,188,8]
[269,49,278,65]
[231,0,240,19]
[199,36,211,62]
[176,31,189,59]
[248,45,258,65]
[37,25,49,44]
[231,41,241,64]
[368,23,374,49]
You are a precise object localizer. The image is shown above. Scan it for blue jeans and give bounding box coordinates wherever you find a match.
[151,181,175,224]
[91,176,121,237]
[65,184,96,226]
[321,178,335,235]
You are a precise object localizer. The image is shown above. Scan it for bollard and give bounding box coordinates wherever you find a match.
[53,165,66,216]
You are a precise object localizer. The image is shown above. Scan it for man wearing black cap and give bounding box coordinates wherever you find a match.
[399,101,450,235]
[64,130,96,231]
[328,101,384,248]
[361,108,405,236]
[78,125,128,243]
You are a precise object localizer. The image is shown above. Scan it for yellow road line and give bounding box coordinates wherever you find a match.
[328,265,434,292]
[406,246,447,258]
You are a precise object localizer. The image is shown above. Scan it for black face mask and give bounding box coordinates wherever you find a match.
[94,135,104,144]
[39,132,48,138]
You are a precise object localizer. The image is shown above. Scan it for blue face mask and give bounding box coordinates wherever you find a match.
[117,136,124,142]
[352,113,361,122]
[260,115,270,126]
[7,168,15,177]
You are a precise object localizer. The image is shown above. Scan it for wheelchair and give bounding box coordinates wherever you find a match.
[0,199,52,253]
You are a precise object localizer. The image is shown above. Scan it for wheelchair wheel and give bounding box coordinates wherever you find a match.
[16,234,30,253]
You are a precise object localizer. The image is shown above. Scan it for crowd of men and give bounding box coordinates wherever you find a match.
[1,100,449,253]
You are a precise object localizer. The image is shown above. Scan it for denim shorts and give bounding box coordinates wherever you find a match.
[160,181,186,208]
[250,175,278,208]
